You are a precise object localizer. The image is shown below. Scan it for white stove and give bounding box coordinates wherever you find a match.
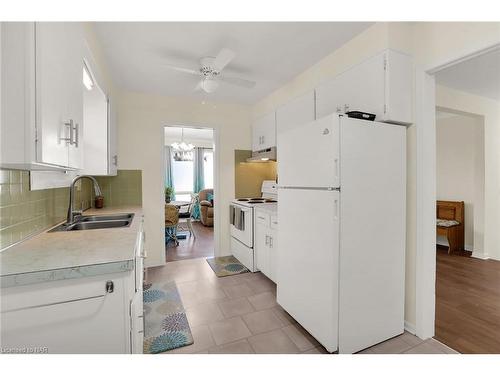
[230,180,277,271]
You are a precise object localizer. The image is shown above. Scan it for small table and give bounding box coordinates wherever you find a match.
[169,201,190,208]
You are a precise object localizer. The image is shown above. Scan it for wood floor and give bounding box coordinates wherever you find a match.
[435,245,500,353]
[166,221,214,262]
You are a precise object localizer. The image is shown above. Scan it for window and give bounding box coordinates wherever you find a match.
[169,147,214,201]
[203,149,214,189]
[172,156,194,201]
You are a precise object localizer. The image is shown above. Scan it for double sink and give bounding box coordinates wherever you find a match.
[49,213,134,232]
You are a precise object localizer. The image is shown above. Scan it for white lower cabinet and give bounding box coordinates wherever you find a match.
[255,209,278,283]
[0,218,146,354]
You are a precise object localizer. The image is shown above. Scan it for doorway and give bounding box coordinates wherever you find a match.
[431,49,500,353]
[164,126,216,262]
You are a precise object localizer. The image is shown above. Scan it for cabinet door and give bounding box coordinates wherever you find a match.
[255,221,269,275]
[252,112,275,151]
[268,228,278,283]
[1,274,130,353]
[65,23,84,169]
[35,22,83,168]
[108,96,118,175]
[276,90,315,135]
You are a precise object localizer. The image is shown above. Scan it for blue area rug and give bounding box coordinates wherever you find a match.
[143,282,194,354]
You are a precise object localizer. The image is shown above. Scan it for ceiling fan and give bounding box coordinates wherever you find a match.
[163,48,256,93]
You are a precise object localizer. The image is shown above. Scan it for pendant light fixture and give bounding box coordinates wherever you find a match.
[171,128,194,152]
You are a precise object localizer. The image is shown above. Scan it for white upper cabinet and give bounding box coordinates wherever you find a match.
[1,22,84,170]
[315,49,413,125]
[252,111,276,151]
[276,90,315,135]
[82,42,118,176]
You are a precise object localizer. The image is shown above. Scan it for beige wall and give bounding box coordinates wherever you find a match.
[234,151,277,198]
[436,85,500,259]
[436,112,484,252]
[116,91,252,266]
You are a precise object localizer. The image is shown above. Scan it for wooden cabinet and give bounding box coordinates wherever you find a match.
[255,209,278,283]
[1,22,84,170]
[276,90,315,135]
[315,49,412,125]
[252,111,276,151]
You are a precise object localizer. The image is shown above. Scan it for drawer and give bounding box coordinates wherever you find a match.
[270,215,278,229]
[255,211,271,227]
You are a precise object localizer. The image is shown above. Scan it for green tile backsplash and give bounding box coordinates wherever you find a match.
[0,169,142,250]
[95,170,142,208]
[0,169,92,250]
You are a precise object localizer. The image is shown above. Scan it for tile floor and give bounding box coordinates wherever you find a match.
[146,257,458,354]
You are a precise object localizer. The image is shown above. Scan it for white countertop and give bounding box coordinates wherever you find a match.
[0,206,143,279]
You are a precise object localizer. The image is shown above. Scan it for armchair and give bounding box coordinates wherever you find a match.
[198,188,214,227]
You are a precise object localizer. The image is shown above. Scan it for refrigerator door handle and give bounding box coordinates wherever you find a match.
[334,198,339,220]
[334,158,339,181]
[278,186,340,191]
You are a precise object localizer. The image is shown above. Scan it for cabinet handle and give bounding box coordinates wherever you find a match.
[113,155,118,166]
[2,293,106,313]
[257,216,266,220]
[60,119,73,144]
[73,122,79,147]
[269,236,273,248]
[265,235,269,245]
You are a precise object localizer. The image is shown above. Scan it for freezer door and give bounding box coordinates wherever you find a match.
[276,188,340,353]
[277,114,340,188]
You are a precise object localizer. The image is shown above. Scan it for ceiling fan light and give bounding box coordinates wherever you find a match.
[201,78,219,93]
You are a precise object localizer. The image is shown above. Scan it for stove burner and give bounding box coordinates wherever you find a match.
[249,198,264,201]
[265,199,277,203]
[237,198,249,201]
[247,201,265,204]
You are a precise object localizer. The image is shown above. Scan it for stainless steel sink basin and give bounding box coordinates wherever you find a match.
[49,213,134,232]
[79,213,135,222]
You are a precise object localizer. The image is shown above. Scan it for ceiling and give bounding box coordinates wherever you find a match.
[435,48,500,101]
[93,22,373,104]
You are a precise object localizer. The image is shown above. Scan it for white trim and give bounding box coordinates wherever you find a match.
[471,251,489,260]
[415,68,436,339]
[404,320,416,335]
[415,42,500,340]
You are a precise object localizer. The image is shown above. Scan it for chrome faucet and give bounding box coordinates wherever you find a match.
[66,175,102,225]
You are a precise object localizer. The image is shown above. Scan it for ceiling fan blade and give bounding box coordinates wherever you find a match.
[213,48,235,72]
[164,64,201,76]
[219,75,256,89]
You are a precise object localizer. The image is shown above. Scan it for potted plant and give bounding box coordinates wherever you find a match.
[165,186,174,203]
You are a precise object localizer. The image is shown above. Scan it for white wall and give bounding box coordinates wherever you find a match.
[436,112,484,252]
[436,85,500,260]
[116,91,252,267]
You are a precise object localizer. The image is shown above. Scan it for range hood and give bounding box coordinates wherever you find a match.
[246,147,277,162]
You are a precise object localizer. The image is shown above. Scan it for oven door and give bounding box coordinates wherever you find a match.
[230,204,253,248]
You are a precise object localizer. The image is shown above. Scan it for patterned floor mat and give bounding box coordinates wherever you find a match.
[143,281,194,354]
[206,255,250,277]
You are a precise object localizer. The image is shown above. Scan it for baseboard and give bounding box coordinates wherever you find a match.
[471,251,489,260]
[404,320,416,335]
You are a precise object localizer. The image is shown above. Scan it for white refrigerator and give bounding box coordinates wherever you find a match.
[276,114,406,354]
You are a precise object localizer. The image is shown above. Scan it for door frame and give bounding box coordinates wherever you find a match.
[415,42,500,339]
[162,124,221,259]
